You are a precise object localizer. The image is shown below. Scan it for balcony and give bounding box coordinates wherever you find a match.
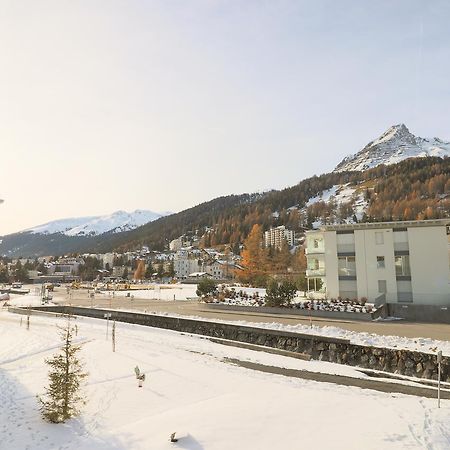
[305,237,325,254]
[306,268,326,277]
[336,244,355,254]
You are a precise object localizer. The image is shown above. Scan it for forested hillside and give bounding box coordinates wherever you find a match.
[111,157,449,252]
[1,157,448,257]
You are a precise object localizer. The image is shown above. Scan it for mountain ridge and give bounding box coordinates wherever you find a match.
[24,209,168,237]
[1,124,449,257]
[334,124,450,172]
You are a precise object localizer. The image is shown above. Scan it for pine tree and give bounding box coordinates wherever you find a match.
[157,262,164,279]
[144,262,154,279]
[167,260,175,278]
[39,322,87,423]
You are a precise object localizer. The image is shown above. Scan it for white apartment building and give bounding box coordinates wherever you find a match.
[173,250,203,278]
[102,253,115,269]
[305,219,450,306]
[264,226,295,249]
[47,257,84,276]
[169,236,193,251]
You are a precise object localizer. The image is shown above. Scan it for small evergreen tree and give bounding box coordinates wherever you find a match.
[39,322,87,423]
[0,267,9,283]
[265,279,297,307]
[167,260,175,279]
[145,262,154,279]
[157,263,164,279]
[196,278,216,297]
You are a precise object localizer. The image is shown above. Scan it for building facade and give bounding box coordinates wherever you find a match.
[305,219,450,305]
[264,226,295,249]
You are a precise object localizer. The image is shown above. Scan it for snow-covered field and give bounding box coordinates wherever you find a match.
[108,284,198,301]
[1,309,450,449]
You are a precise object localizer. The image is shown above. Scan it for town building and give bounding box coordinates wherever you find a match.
[47,257,83,276]
[264,226,295,249]
[173,250,203,278]
[169,236,194,251]
[305,219,450,306]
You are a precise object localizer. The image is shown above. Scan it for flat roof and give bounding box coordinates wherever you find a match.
[310,218,450,232]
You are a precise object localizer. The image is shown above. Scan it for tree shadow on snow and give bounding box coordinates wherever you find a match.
[0,367,133,450]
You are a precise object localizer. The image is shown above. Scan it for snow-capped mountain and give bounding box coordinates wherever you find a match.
[334,124,450,172]
[26,210,167,237]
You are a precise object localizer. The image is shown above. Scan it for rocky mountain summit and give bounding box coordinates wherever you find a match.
[334,124,450,172]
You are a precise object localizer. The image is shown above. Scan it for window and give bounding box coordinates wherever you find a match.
[395,255,411,276]
[377,256,385,268]
[378,280,387,293]
[307,258,320,271]
[338,256,356,276]
[375,232,384,245]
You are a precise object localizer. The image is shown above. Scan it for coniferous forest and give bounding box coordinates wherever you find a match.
[0,157,448,257]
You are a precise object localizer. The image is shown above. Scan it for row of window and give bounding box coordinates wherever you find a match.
[311,231,403,251]
[337,255,410,276]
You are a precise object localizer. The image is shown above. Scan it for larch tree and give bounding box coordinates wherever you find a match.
[238,224,268,286]
[133,260,146,281]
[39,322,87,423]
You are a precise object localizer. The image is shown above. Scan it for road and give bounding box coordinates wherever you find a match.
[50,287,450,341]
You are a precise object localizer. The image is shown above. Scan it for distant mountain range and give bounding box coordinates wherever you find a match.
[334,124,450,172]
[0,210,169,257]
[1,124,448,257]
[26,209,167,237]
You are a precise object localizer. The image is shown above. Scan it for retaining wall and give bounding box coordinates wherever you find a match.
[203,303,374,321]
[26,305,449,382]
[386,304,450,324]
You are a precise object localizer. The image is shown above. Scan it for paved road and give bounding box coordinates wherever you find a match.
[52,288,450,341]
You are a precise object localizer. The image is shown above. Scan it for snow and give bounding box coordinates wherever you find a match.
[156,312,450,357]
[24,209,168,237]
[305,183,368,224]
[7,289,450,357]
[2,310,450,449]
[306,183,357,207]
[109,284,198,301]
[306,185,339,206]
[334,124,450,172]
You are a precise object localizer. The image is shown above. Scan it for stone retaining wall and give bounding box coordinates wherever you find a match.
[27,305,449,382]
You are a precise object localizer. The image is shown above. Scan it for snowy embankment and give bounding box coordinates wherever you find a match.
[156,312,450,357]
[5,290,450,357]
[1,310,450,449]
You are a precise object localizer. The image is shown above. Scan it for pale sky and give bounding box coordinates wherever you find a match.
[0,0,449,235]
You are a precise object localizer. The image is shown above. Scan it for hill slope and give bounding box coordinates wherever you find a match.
[1,159,448,257]
[109,157,450,253]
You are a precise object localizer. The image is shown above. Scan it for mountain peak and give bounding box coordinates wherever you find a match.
[24,209,168,237]
[334,124,449,172]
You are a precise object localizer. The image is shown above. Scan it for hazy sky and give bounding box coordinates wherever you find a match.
[0,0,449,235]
